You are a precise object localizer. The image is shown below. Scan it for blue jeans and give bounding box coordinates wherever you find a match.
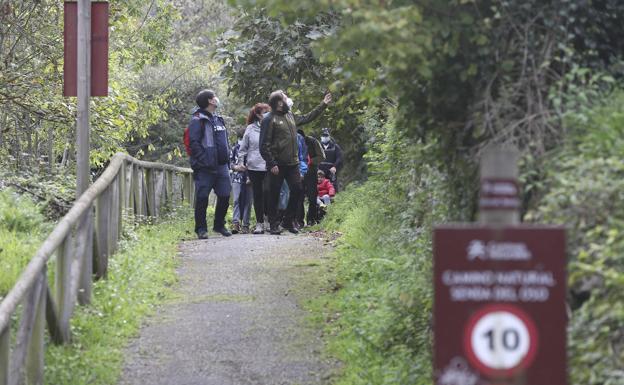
[194,168,231,234]
[278,181,290,211]
[317,194,331,205]
[232,182,253,227]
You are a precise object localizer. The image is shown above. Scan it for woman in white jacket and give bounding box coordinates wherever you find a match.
[236,103,271,234]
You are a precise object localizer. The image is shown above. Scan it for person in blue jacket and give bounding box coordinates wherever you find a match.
[188,89,232,238]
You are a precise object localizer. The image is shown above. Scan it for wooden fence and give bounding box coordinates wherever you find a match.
[0,153,194,385]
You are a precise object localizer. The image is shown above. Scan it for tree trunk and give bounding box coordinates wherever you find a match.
[48,122,54,173]
[0,112,6,150]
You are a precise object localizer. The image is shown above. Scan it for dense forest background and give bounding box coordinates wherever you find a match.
[1,1,623,384]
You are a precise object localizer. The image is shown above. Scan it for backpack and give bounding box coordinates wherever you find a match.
[183,112,203,156]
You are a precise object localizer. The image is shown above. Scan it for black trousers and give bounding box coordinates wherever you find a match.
[301,166,319,225]
[193,169,231,234]
[266,164,302,227]
[248,170,268,223]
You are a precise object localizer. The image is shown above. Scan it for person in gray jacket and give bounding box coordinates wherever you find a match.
[236,103,271,234]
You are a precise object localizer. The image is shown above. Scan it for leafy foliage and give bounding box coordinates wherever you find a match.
[526,91,624,385]
[0,189,50,297]
[0,0,182,169]
[217,2,624,384]
[216,7,368,183]
[316,116,450,383]
[230,0,624,215]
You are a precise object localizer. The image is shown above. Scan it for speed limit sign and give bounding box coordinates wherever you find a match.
[464,304,538,377]
[434,223,567,384]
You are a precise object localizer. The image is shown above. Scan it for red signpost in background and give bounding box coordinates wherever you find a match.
[63,1,109,97]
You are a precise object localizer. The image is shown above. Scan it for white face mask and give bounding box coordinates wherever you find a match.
[286,97,294,108]
[321,136,330,144]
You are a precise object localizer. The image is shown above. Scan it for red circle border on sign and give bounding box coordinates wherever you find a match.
[463,303,539,378]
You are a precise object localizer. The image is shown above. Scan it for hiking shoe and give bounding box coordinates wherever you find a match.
[283,225,299,235]
[269,224,282,235]
[231,223,241,234]
[213,227,232,237]
[241,225,250,234]
[253,223,265,235]
[197,231,209,240]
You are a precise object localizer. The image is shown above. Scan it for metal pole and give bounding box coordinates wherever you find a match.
[76,0,92,307]
[76,0,91,198]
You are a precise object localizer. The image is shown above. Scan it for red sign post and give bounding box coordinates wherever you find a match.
[63,1,109,97]
[433,148,567,385]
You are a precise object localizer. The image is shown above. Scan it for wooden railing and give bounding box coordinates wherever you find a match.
[0,153,194,385]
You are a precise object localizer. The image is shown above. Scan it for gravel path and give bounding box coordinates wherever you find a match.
[118,233,335,385]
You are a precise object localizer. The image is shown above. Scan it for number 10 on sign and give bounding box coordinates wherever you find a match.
[464,304,538,377]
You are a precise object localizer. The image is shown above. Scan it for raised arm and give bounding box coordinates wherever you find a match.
[295,93,332,126]
[295,103,327,126]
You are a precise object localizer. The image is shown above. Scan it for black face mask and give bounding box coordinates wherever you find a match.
[282,103,290,113]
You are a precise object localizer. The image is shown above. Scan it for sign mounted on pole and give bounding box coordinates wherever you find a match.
[433,147,568,385]
[433,226,567,385]
[63,1,109,97]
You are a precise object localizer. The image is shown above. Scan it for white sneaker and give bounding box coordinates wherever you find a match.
[253,223,265,234]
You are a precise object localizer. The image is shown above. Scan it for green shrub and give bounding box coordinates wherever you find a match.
[0,189,49,297]
[316,122,450,383]
[0,188,44,233]
[318,89,624,385]
[526,91,624,385]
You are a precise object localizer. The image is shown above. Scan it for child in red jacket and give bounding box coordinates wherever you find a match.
[317,170,336,206]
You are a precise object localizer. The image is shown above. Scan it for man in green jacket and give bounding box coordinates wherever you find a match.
[260,90,332,234]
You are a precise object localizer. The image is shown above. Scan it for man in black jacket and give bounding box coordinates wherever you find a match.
[260,90,332,234]
[188,89,232,239]
[318,127,344,191]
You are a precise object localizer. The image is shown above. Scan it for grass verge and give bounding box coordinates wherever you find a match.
[305,155,449,384]
[45,207,194,385]
[0,189,51,297]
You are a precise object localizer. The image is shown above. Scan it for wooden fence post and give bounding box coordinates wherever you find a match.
[10,273,44,385]
[145,169,155,217]
[166,170,174,206]
[124,162,134,213]
[94,185,111,279]
[182,174,191,204]
[108,175,120,254]
[140,168,149,218]
[133,166,145,218]
[25,272,46,385]
[45,288,63,346]
[55,235,73,342]
[154,170,165,217]
[117,165,124,239]
[0,326,8,385]
[173,173,181,204]
[77,210,93,305]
